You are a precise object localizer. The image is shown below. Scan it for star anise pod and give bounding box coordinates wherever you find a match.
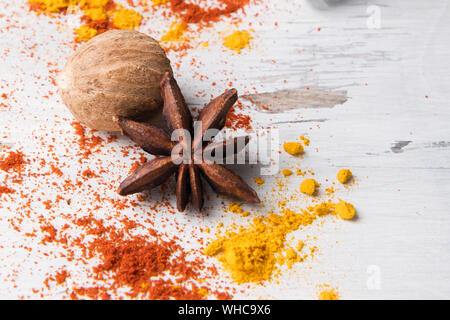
[114,72,260,211]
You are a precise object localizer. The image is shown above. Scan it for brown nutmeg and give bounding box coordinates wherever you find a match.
[58,30,173,131]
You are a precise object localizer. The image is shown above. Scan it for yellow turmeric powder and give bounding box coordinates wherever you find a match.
[282,169,293,177]
[300,179,319,195]
[74,25,98,42]
[151,0,168,5]
[318,288,339,300]
[228,202,250,217]
[82,0,110,7]
[160,20,187,42]
[29,1,143,42]
[283,142,304,156]
[223,30,253,53]
[300,135,310,146]
[29,0,79,13]
[112,7,142,30]
[309,201,333,216]
[337,169,352,184]
[282,247,302,268]
[205,203,331,283]
[253,177,265,185]
[83,7,107,21]
[335,200,356,220]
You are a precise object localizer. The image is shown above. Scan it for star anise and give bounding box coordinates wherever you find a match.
[114,72,260,211]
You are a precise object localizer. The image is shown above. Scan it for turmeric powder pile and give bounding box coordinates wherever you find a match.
[29,0,143,42]
[28,1,257,52]
[206,199,356,284]
[300,178,319,195]
[318,288,339,300]
[223,30,253,53]
[205,138,358,286]
[205,202,337,283]
[160,20,188,43]
[337,169,352,184]
[283,142,304,156]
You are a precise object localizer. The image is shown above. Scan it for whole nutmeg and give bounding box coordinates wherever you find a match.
[58,30,173,131]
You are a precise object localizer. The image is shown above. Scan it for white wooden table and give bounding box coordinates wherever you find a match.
[0,0,449,299]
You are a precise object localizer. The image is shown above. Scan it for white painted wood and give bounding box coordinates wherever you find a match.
[0,0,449,299]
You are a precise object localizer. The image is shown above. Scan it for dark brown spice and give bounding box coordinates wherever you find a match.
[115,73,259,212]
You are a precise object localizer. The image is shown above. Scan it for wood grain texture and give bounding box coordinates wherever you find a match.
[0,0,449,299]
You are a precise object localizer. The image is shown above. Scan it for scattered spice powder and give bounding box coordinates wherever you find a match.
[54,270,69,285]
[300,178,319,196]
[28,0,258,51]
[160,20,187,42]
[283,142,304,156]
[111,6,142,30]
[74,25,98,42]
[151,0,168,5]
[228,202,250,217]
[71,121,104,161]
[167,0,253,25]
[205,201,335,283]
[337,168,352,184]
[318,287,339,300]
[299,135,310,146]
[0,185,15,196]
[203,137,357,286]
[225,105,252,131]
[0,151,26,173]
[282,169,293,177]
[335,200,356,220]
[5,0,358,300]
[223,30,253,53]
[85,231,207,299]
[253,177,265,185]
[41,213,231,299]
[28,0,143,43]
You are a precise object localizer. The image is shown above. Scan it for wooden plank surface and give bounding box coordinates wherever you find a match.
[0,0,449,299]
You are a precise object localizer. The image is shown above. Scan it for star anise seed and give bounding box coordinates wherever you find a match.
[115,72,260,211]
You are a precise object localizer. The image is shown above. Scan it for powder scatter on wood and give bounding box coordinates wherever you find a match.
[204,136,357,288]
[0,185,16,196]
[0,112,233,300]
[28,0,143,42]
[205,200,337,283]
[318,286,339,300]
[223,30,253,53]
[27,0,260,53]
[0,150,27,173]
[225,101,252,131]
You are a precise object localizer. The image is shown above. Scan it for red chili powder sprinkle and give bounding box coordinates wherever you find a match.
[226,105,252,131]
[71,121,104,161]
[169,0,253,25]
[0,185,15,196]
[4,1,261,300]
[50,165,63,177]
[0,151,27,173]
[81,169,99,179]
[54,270,69,285]
[64,221,227,300]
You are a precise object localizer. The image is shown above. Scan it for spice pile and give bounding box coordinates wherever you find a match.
[204,137,357,288]
[0,123,234,299]
[27,0,257,53]
[28,0,143,42]
[0,1,360,300]
[0,94,357,300]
